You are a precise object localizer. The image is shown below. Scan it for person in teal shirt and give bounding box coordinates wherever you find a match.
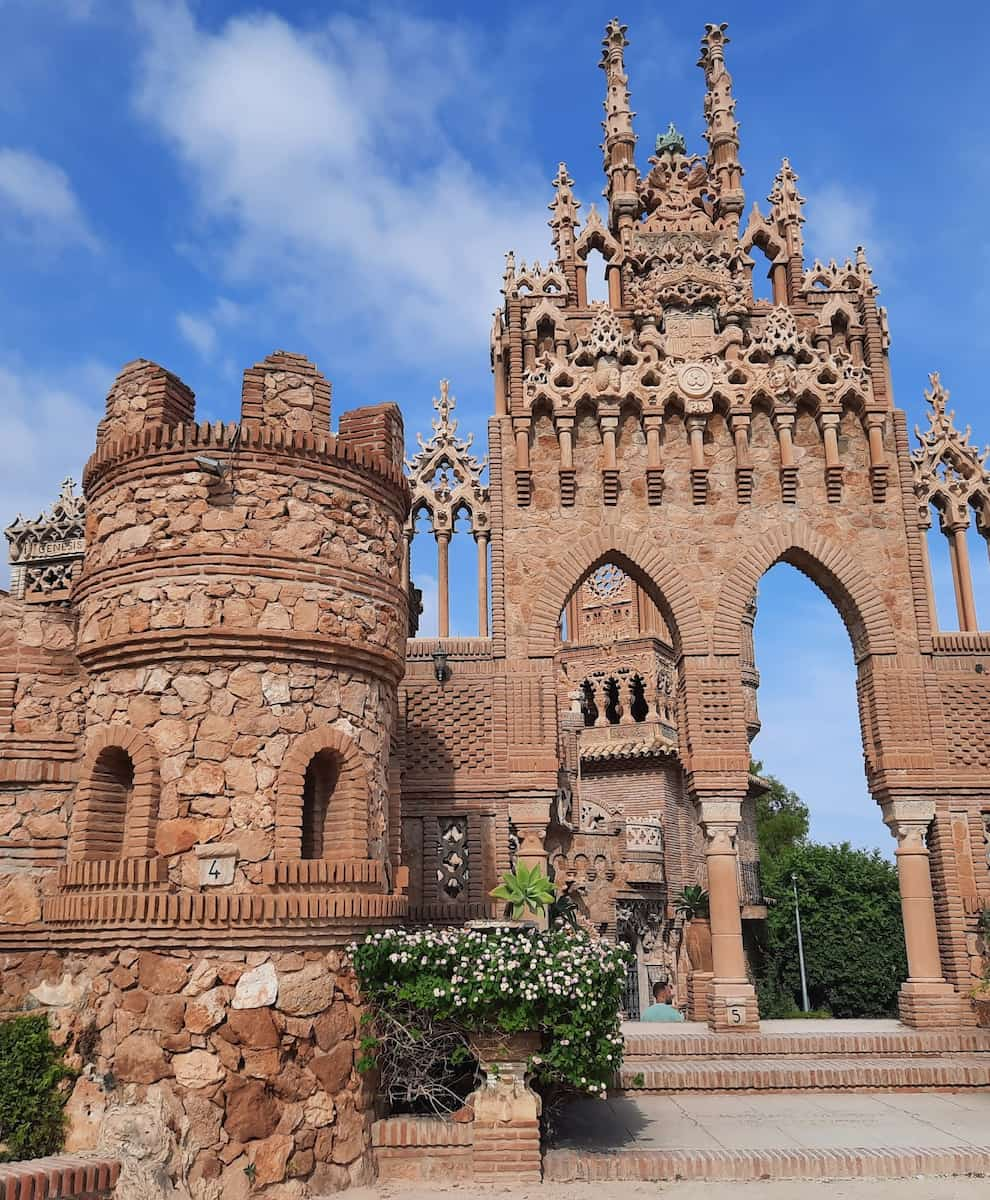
[641,981,685,1022]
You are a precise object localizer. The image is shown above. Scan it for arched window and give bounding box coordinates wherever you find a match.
[584,248,608,303]
[86,747,134,859]
[301,749,342,860]
[70,726,160,862]
[276,728,370,861]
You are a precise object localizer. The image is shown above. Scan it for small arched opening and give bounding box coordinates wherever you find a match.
[301,749,343,860]
[79,746,135,860]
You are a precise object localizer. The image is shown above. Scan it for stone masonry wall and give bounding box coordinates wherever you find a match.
[1,948,372,1199]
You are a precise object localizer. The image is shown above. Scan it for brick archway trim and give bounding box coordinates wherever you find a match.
[275,727,369,860]
[71,725,160,861]
[713,521,898,660]
[526,528,707,659]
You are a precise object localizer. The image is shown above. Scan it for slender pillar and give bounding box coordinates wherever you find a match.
[606,262,622,309]
[575,263,588,308]
[514,424,531,472]
[400,529,411,592]
[882,800,961,1028]
[435,529,451,638]
[698,800,760,1031]
[770,262,788,305]
[493,350,507,417]
[475,530,490,638]
[946,521,978,632]
[917,520,939,632]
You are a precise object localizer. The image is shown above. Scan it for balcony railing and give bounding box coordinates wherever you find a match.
[626,819,663,857]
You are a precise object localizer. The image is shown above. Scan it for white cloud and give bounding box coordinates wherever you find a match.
[131,1,548,367]
[176,296,244,359]
[0,357,113,589]
[0,148,99,253]
[804,181,886,270]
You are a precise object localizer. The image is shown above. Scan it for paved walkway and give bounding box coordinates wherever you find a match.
[355,1181,990,1198]
[620,1018,908,1036]
[552,1089,990,1153]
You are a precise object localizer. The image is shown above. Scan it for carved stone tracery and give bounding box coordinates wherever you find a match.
[5,477,86,600]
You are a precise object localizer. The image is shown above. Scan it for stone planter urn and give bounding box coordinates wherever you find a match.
[685,917,713,973]
[466,1030,543,1182]
[467,1030,542,1122]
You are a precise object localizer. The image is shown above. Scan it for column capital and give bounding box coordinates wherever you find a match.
[881,798,934,847]
[697,798,743,828]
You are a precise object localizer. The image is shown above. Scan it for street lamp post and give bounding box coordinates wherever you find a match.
[792,872,811,1013]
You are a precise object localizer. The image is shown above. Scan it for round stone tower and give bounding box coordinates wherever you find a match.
[54,351,410,943]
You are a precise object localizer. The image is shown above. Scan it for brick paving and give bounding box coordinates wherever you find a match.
[546,1091,990,1181]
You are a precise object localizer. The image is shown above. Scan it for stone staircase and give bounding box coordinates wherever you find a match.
[618,1021,990,1093]
[544,1021,990,1183]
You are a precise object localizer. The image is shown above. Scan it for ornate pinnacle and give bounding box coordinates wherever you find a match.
[698,21,744,224]
[599,15,637,215]
[548,162,581,255]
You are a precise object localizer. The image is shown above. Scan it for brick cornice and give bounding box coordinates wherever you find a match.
[74,626,406,683]
[72,548,407,612]
[82,420,410,510]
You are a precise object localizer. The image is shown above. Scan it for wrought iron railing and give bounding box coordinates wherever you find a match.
[738,859,764,906]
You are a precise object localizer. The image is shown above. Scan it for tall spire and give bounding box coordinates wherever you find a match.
[599,18,639,236]
[698,22,744,228]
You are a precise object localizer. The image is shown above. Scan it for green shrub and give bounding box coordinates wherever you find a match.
[757,842,907,1018]
[352,924,628,1099]
[0,1014,74,1162]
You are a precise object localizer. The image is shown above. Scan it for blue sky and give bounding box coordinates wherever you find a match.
[2,0,989,851]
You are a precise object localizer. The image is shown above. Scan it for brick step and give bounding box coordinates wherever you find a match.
[544,1144,990,1183]
[623,1028,990,1059]
[617,1053,990,1092]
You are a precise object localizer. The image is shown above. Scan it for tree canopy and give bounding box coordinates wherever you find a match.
[749,762,906,1019]
[751,758,810,866]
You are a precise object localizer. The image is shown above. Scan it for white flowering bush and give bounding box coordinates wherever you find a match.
[352,925,628,1099]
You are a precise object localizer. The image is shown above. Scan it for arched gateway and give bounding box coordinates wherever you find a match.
[398,20,990,1031]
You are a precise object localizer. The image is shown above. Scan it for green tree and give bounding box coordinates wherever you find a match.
[757,842,907,1018]
[751,759,810,867]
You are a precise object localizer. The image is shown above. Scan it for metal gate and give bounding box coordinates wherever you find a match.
[622,954,641,1019]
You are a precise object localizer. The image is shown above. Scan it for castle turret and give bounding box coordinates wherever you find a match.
[58,350,410,937]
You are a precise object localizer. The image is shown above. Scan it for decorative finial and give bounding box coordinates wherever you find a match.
[655,122,687,156]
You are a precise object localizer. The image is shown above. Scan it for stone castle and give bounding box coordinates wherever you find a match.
[2,17,990,1195]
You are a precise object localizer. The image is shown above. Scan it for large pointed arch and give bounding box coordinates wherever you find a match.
[527,528,707,658]
[713,520,898,660]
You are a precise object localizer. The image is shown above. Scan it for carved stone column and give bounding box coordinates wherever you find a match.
[773,411,797,504]
[945,520,979,632]
[729,412,752,504]
[600,408,620,506]
[866,411,889,502]
[883,800,963,1027]
[699,799,760,1031]
[643,413,664,504]
[556,415,576,507]
[435,529,451,638]
[819,411,843,503]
